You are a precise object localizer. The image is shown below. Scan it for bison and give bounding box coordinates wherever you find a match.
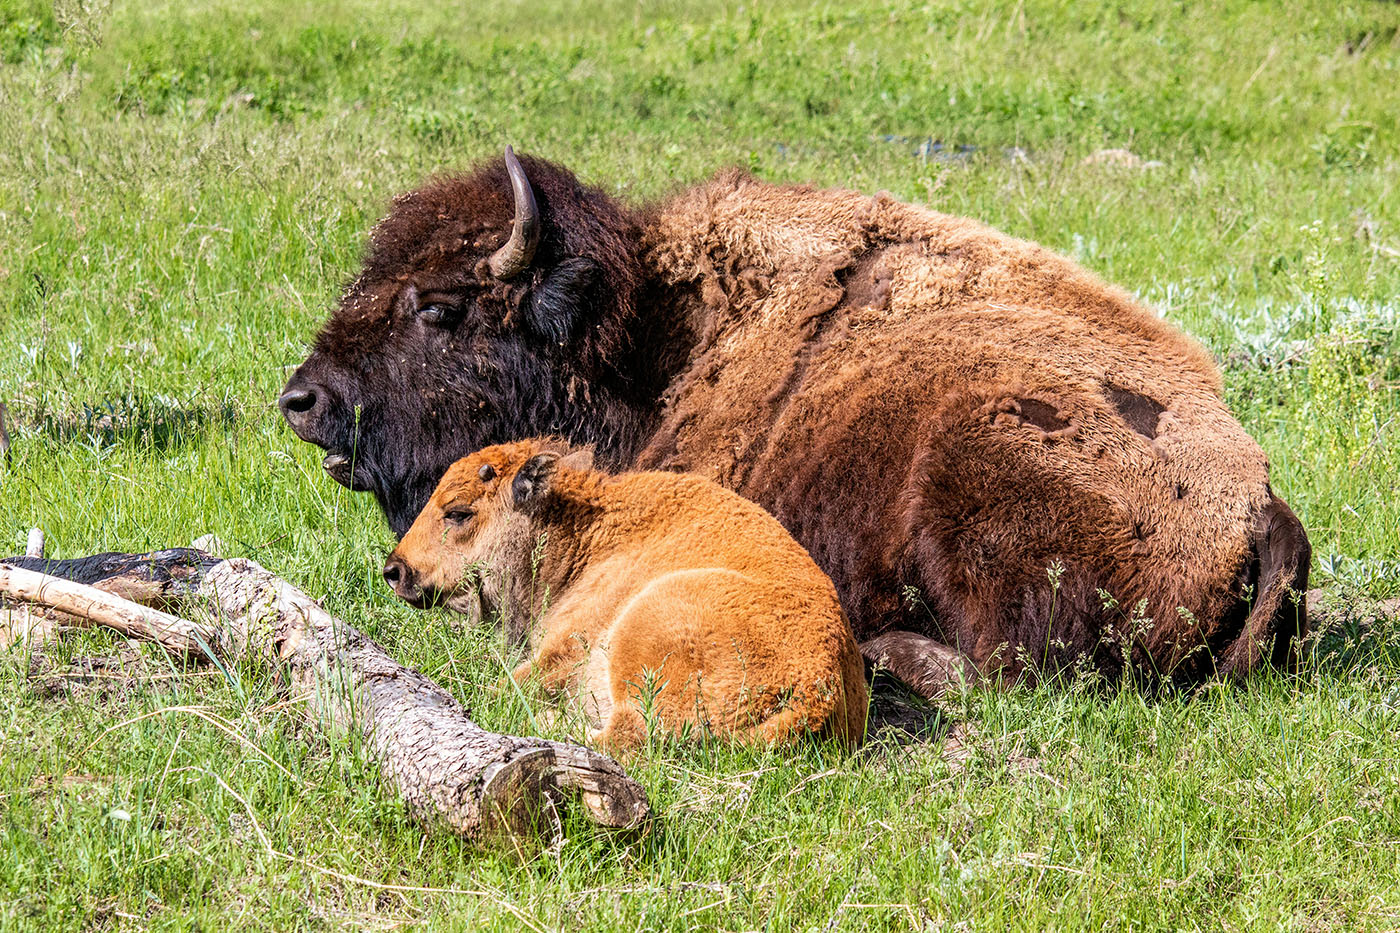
[281,147,1310,694]
[382,438,868,748]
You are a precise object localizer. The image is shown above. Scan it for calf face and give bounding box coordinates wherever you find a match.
[383,440,590,641]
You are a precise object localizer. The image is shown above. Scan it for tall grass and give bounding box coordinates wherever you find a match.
[2,0,1398,929]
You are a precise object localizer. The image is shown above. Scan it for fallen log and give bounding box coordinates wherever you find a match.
[0,548,650,844]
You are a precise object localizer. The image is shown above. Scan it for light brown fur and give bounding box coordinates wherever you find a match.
[386,439,868,750]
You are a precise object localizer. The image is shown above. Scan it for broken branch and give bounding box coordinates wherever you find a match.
[0,549,650,843]
[0,561,223,656]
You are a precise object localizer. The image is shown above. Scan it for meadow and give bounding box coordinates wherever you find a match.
[2,0,1399,928]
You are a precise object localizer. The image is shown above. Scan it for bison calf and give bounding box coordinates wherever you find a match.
[383,439,868,750]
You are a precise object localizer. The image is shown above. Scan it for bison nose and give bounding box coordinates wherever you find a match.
[383,556,425,606]
[278,384,318,420]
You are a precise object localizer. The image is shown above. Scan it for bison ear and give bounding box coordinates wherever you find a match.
[526,257,600,346]
[511,452,560,512]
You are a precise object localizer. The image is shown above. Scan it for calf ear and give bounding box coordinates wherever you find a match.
[526,257,600,346]
[511,452,560,511]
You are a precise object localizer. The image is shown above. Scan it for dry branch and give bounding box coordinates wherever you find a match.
[0,548,650,844]
[0,562,224,655]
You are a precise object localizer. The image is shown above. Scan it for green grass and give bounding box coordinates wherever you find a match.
[2,0,1399,928]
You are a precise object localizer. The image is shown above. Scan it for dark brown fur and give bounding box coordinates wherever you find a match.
[282,155,1310,692]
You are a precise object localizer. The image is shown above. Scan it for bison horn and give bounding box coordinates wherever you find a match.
[488,145,540,280]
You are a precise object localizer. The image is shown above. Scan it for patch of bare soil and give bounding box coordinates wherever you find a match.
[862,674,1047,779]
[1307,588,1400,670]
[937,721,1043,777]
[25,643,167,701]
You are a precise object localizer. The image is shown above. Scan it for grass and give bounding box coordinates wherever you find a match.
[1,0,1399,928]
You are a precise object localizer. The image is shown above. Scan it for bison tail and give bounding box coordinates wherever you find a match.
[1218,492,1311,680]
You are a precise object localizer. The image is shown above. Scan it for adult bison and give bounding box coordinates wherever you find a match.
[280,147,1310,693]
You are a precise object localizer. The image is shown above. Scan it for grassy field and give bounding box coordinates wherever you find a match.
[2,0,1399,928]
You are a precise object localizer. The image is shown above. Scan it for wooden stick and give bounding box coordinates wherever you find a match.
[25,528,43,559]
[0,563,224,656]
[0,552,650,842]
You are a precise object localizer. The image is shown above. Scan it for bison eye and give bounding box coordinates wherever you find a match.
[478,464,496,482]
[443,508,475,526]
[417,304,453,324]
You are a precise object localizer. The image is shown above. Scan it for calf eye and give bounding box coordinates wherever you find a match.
[443,508,474,526]
[478,464,496,481]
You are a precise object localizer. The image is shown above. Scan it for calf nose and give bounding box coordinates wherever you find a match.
[382,556,425,606]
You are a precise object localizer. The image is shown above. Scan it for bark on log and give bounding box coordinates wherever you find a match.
[0,550,650,843]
